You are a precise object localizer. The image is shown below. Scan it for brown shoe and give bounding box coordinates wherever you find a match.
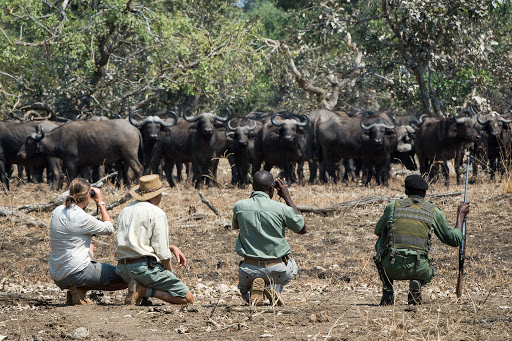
[125,280,147,305]
[68,286,89,305]
[250,278,265,306]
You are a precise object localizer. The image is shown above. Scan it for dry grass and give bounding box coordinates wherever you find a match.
[0,159,511,340]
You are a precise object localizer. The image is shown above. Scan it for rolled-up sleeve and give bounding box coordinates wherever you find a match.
[151,213,172,261]
[80,215,114,235]
[432,208,463,247]
[232,206,239,230]
[282,206,305,233]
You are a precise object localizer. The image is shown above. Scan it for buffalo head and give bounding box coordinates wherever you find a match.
[448,116,480,142]
[228,119,256,147]
[184,108,231,137]
[129,109,178,141]
[270,113,310,144]
[360,116,397,145]
[477,113,512,137]
[17,125,45,160]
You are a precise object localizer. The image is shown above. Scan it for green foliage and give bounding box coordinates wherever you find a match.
[0,0,511,117]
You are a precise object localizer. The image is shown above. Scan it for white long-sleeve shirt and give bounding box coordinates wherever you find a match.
[49,205,114,281]
[115,201,172,262]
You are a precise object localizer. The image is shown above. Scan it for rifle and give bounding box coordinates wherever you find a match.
[456,155,470,298]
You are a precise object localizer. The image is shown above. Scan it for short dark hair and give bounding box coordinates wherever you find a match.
[252,170,274,192]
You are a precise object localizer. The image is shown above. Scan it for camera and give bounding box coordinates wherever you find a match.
[90,189,96,198]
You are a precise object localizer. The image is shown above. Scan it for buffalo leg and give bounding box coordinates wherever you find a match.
[163,161,175,187]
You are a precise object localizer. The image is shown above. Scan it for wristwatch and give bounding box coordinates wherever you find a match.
[97,202,105,206]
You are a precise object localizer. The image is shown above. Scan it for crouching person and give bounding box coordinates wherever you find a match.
[232,170,306,306]
[49,178,128,305]
[115,175,194,305]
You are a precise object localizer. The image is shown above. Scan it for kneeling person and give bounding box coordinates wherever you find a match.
[374,175,470,306]
[232,170,306,306]
[115,175,194,305]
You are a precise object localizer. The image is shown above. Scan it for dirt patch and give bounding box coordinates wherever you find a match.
[0,162,511,340]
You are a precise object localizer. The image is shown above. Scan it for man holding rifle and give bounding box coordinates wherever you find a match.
[373,175,470,306]
[232,170,306,306]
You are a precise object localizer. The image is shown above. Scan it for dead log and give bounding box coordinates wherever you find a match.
[297,191,463,215]
[197,191,220,216]
[91,192,132,217]
[16,172,118,213]
[0,207,48,228]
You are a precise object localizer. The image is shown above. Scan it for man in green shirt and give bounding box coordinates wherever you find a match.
[374,174,470,306]
[232,170,306,306]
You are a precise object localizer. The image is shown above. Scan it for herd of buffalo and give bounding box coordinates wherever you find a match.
[1,107,511,191]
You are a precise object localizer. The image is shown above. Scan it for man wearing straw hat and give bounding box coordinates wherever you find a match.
[374,174,470,306]
[115,174,194,305]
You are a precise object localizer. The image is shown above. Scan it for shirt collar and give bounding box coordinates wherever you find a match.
[250,191,270,199]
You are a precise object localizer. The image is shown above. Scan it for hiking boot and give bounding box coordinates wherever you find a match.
[68,286,90,305]
[408,280,422,305]
[250,278,265,306]
[379,291,394,306]
[125,280,147,305]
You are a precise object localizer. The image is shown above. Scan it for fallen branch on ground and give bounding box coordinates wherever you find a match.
[16,172,119,213]
[297,191,463,215]
[0,207,48,228]
[91,193,132,217]
[197,191,220,216]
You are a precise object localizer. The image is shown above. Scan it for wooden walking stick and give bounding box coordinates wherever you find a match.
[456,155,470,298]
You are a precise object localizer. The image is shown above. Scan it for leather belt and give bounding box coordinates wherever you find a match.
[118,256,148,265]
[244,255,287,267]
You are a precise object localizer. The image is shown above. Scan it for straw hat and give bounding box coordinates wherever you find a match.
[130,174,166,201]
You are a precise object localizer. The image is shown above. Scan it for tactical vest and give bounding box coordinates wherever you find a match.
[386,197,436,264]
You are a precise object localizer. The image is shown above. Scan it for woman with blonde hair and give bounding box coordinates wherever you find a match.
[49,178,127,305]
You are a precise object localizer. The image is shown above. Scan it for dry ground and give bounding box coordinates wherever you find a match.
[0,160,511,340]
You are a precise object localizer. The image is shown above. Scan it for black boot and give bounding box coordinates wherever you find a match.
[380,291,394,306]
[408,280,422,305]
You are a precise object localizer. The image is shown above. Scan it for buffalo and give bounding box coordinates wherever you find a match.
[475,113,512,180]
[226,118,257,188]
[17,120,144,186]
[129,110,178,173]
[0,120,63,190]
[253,112,310,184]
[360,113,398,186]
[415,116,480,186]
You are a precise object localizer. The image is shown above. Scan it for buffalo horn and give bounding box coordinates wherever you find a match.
[159,110,178,127]
[498,116,512,124]
[112,113,123,119]
[382,116,397,129]
[476,113,489,125]
[76,113,83,120]
[271,114,285,126]
[32,125,45,142]
[296,114,310,127]
[360,118,375,130]
[227,120,237,131]
[129,110,144,127]
[183,109,202,122]
[419,114,427,123]
[214,108,232,122]
[247,119,257,131]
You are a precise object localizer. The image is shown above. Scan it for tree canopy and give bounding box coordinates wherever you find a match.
[0,0,511,119]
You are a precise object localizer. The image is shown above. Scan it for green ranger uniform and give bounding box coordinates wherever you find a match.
[374,195,463,293]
